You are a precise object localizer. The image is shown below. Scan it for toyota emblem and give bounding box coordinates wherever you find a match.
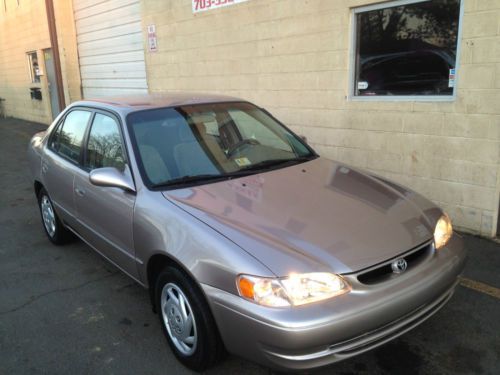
[391,258,407,274]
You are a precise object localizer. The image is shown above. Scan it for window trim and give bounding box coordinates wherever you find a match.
[348,0,465,102]
[26,51,41,84]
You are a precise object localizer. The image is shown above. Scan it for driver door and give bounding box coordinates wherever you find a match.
[73,111,138,280]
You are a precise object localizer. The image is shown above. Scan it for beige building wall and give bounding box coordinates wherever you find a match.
[0,0,81,124]
[0,0,52,123]
[141,0,500,237]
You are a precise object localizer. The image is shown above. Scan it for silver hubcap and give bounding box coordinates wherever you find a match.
[41,195,56,237]
[161,283,197,356]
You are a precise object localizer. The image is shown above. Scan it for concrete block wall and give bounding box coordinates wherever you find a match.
[142,0,500,237]
[0,0,82,124]
[0,0,53,124]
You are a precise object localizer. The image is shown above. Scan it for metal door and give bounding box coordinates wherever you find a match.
[73,167,137,279]
[73,112,138,280]
[42,109,93,227]
[43,49,61,119]
[73,0,148,98]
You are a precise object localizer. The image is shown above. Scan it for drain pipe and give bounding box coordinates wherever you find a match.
[45,0,66,111]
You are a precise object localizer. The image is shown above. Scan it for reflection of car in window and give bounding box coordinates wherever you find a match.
[353,0,461,98]
[358,47,455,96]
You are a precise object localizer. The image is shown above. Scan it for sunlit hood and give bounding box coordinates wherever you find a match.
[163,158,440,276]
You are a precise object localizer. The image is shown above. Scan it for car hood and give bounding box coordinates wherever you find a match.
[163,158,441,276]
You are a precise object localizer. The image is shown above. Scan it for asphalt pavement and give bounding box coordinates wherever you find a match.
[0,117,499,375]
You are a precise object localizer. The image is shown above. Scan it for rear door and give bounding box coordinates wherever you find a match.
[42,109,92,227]
[73,111,138,280]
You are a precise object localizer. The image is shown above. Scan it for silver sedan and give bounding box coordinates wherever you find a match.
[28,93,466,371]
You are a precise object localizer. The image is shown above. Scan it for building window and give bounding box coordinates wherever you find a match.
[27,51,41,83]
[352,0,462,98]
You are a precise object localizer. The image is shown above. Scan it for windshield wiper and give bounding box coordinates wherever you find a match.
[151,174,228,188]
[151,170,255,188]
[151,156,316,189]
[239,155,315,172]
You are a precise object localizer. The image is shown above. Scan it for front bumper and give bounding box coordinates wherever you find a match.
[202,235,466,371]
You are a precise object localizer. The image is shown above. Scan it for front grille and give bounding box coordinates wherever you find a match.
[357,241,433,285]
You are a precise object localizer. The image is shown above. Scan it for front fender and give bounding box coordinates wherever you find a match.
[133,189,275,295]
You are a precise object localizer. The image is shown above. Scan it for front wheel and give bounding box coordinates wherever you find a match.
[37,188,72,245]
[155,266,225,371]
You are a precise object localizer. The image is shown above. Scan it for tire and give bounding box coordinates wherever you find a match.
[155,266,225,371]
[37,187,72,245]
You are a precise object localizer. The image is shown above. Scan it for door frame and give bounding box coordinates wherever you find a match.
[43,48,61,119]
[44,0,65,115]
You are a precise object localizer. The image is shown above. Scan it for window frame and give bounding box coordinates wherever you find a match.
[82,110,129,173]
[47,108,93,167]
[47,106,131,176]
[348,0,465,102]
[26,51,41,84]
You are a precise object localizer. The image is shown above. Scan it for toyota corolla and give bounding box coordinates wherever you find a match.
[28,93,466,371]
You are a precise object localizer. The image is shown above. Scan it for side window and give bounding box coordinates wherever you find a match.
[54,110,91,163]
[85,113,125,171]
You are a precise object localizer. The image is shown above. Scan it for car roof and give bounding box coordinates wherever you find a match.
[71,92,245,114]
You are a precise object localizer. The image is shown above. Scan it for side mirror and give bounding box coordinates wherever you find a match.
[89,166,135,193]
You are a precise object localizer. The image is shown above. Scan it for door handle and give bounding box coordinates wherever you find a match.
[75,187,86,197]
[41,162,49,174]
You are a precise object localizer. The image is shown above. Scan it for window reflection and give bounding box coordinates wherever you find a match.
[56,110,91,163]
[355,0,461,96]
[86,114,125,171]
[128,103,312,187]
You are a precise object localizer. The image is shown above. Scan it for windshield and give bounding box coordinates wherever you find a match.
[127,102,315,189]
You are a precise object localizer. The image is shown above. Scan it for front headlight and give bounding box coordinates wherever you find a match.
[237,273,350,307]
[434,213,453,249]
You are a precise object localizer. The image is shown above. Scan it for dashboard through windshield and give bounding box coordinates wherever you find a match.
[127,102,315,189]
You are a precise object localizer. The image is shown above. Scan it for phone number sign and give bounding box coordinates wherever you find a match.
[192,0,249,13]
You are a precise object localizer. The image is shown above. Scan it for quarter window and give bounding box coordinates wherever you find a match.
[52,110,91,163]
[85,114,125,171]
[352,0,462,97]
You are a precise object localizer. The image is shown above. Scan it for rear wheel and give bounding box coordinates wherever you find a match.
[155,266,225,371]
[37,188,72,245]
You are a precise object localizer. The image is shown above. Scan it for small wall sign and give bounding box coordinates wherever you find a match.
[448,68,456,88]
[357,81,369,90]
[147,24,158,52]
[192,0,249,13]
